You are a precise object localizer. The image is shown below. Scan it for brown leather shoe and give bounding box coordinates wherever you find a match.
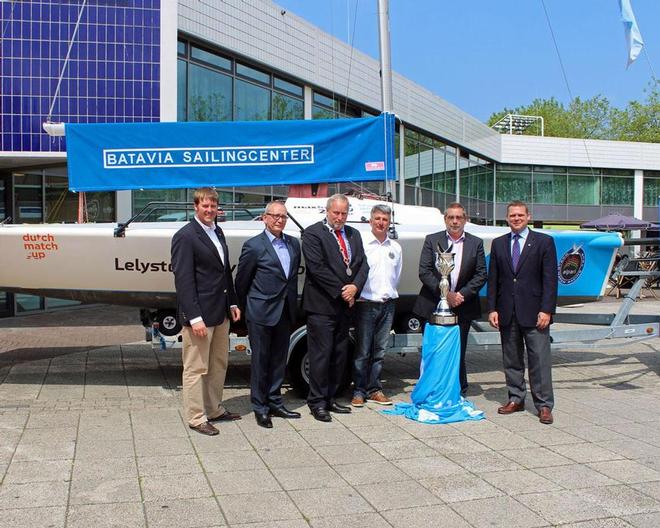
[189,421,219,436]
[351,395,365,407]
[367,391,393,406]
[208,411,242,422]
[539,407,554,424]
[497,401,525,414]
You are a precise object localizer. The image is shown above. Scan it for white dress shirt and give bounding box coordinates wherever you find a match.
[359,232,402,302]
[195,216,225,266]
[447,232,464,292]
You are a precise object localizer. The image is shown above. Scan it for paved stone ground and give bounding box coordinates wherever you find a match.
[0,299,659,528]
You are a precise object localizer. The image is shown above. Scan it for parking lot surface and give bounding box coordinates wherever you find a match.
[0,299,659,528]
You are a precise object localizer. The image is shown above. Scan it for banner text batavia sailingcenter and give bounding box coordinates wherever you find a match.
[66,114,396,192]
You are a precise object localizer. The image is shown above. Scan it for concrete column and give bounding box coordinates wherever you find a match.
[304,86,313,120]
[631,169,644,254]
[116,190,132,222]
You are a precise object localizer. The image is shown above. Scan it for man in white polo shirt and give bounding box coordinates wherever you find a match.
[351,204,402,407]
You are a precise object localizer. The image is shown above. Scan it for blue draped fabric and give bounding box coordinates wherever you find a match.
[383,325,484,424]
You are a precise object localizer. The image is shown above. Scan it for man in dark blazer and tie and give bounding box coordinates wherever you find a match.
[487,200,558,425]
[235,201,302,428]
[413,202,487,396]
[171,187,242,436]
[302,194,369,422]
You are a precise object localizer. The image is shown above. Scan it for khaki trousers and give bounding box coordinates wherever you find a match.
[181,319,230,427]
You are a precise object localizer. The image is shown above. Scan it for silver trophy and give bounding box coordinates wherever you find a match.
[429,243,458,325]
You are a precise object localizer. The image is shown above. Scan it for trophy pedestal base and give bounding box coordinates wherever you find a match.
[429,313,457,326]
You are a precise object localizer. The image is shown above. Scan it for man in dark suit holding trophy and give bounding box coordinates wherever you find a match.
[413,202,487,396]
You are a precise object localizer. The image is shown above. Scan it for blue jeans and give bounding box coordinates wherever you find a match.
[353,300,395,398]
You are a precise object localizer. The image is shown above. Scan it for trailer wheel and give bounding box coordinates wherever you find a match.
[396,313,423,334]
[287,338,310,398]
[286,331,354,398]
[156,309,181,337]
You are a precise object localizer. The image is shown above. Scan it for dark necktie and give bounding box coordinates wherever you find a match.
[511,233,521,272]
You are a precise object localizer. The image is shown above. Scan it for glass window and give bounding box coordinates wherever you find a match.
[177,40,186,56]
[274,76,303,97]
[177,59,187,121]
[272,92,303,120]
[236,62,270,84]
[404,136,419,181]
[43,168,115,223]
[188,63,232,121]
[313,92,336,109]
[534,165,567,174]
[235,79,270,121]
[568,174,600,205]
[602,168,634,177]
[13,172,42,223]
[602,176,633,205]
[643,177,660,207]
[496,171,531,203]
[132,189,188,219]
[15,293,43,313]
[191,45,231,70]
[533,173,567,204]
[312,105,335,120]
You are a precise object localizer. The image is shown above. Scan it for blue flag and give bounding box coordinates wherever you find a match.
[65,114,396,192]
[618,0,644,68]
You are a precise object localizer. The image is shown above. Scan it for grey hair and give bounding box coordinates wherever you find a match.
[264,200,286,215]
[326,193,349,209]
[370,204,392,217]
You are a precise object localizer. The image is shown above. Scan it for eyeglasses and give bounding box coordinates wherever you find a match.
[265,213,288,221]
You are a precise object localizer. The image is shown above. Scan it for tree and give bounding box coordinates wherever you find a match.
[487,79,658,143]
[610,80,659,143]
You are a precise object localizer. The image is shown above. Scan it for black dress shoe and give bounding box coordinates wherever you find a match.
[208,411,242,422]
[311,407,332,422]
[328,402,351,414]
[254,412,273,429]
[269,406,301,419]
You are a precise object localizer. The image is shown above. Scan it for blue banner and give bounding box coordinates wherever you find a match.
[65,114,397,192]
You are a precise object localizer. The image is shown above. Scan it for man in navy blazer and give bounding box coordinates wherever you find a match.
[235,201,302,428]
[171,188,242,436]
[413,202,487,396]
[487,201,558,425]
[302,194,369,422]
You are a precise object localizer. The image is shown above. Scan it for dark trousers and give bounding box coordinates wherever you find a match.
[306,311,351,410]
[500,318,554,411]
[457,318,472,394]
[247,310,290,414]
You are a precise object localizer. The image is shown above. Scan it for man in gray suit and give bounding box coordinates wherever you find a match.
[413,202,487,396]
[487,201,558,425]
[235,201,302,428]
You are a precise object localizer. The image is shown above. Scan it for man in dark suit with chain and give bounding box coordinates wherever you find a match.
[235,201,302,428]
[487,200,558,425]
[171,187,242,436]
[302,194,369,422]
[413,202,487,396]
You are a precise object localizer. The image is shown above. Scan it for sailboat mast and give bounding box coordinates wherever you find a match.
[376,0,399,202]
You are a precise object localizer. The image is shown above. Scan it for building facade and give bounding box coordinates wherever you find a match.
[1,0,659,316]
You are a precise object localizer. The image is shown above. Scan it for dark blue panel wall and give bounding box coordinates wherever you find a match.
[1,0,161,152]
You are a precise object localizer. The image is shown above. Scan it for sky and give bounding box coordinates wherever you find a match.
[275,0,659,122]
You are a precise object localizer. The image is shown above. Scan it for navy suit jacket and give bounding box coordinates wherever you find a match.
[487,229,558,328]
[234,230,301,326]
[170,219,238,327]
[413,230,487,322]
[302,221,369,316]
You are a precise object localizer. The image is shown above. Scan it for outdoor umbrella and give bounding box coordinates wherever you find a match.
[580,213,659,231]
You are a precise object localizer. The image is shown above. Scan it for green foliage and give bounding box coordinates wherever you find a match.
[487,79,659,143]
